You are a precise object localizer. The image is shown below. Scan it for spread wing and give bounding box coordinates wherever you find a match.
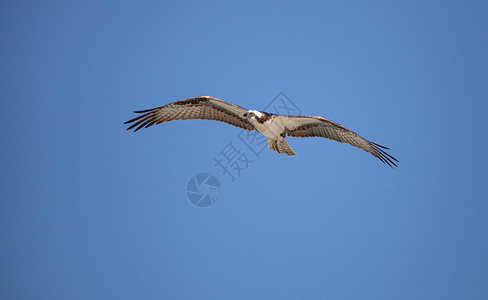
[124,96,254,132]
[279,115,398,167]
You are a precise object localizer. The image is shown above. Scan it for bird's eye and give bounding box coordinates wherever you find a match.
[250,112,255,116]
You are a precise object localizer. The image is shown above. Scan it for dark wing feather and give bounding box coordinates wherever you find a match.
[281,115,398,167]
[124,96,254,132]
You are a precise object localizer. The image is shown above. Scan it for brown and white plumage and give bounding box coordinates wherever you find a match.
[279,115,398,167]
[125,96,398,167]
[124,96,253,132]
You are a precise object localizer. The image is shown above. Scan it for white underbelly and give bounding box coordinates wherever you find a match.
[252,118,286,139]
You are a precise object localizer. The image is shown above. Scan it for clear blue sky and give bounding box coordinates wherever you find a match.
[2,0,488,299]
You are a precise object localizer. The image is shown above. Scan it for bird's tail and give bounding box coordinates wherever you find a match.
[268,137,296,156]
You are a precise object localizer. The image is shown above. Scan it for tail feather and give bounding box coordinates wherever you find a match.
[268,138,278,152]
[268,138,296,156]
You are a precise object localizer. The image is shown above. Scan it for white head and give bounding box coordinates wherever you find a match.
[243,110,264,119]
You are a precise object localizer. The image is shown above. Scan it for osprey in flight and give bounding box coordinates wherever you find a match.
[125,96,398,167]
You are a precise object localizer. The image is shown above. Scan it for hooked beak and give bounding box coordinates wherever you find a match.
[243,112,248,117]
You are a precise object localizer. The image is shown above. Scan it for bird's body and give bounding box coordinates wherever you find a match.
[125,96,398,167]
[246,110,283,138]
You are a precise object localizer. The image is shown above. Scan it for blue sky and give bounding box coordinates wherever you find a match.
[2,0,488,299]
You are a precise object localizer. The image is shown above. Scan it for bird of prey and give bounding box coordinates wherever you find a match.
[124,96,398,167]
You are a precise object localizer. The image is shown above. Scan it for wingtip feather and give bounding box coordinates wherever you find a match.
[367,140,398,168]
